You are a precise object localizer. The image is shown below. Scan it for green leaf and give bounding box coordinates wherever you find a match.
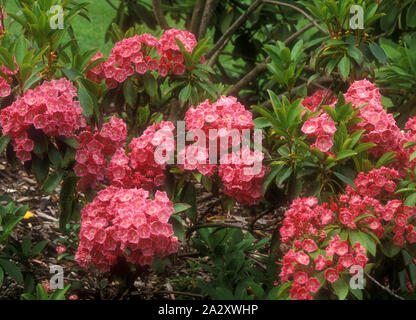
[21,236,32,257]
[0,259,23,283]
[123,80,137,106]
[354,142,376,154]
[24,273,35,294]
[277,167,293,185]
[32,155,50,183]
[32,240,48,257]
[382,238,401,258]
[403,141,416,149]
[0,135,10,154]
[262,165,282,195]
[407,1,416,28]
[375,151,396,168]
[405,192,416,207]
[192,37,210,65]
[201,175,212,192]
[61,137,79,149]
[179,84,191,103]
[331,277,349,300]
[49,284,71,300]
[36,283,49,300]
[42,172,64,193]
[369,42,388,64]
[173,203,192,214]
[175,38,192,69]
[77,83,93,117]
[59,173,78,232]
[169,215,184,242]
[338,56,350,80]
[349,230,376,256]
[347,45,363,64]
[336,150,357,161]
[349,286,363,300]
[182,183,197,221]
[48,145,63,169]
[0,47,16,71]
[379,38,401,61]
[143,73,158,97]
[254,117,271,129]
[333,171,356,189]
[33,134,48,155]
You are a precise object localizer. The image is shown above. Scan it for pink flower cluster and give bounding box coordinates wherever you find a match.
[406,116,416,132]
[107,121,175,191]
[182,96,255,175]
[157,28,198,77]
[339,167,416,245]
[0,65,16,97]
[279,197,334,243]
[75,186,180,272]
[86,34,159,88]
[182,96,266,205]
[218,147,268,206]
[178,144,217,177]
[344,79,416,172]
[301,113,337,152]
[185,96,254,133]
[74,116,127,191]
[301,81,416,171]
[0,78,85,161]
[279,167,416,299]
[86,29,199,87]
[283,237,368,300]
[301,89,337,113]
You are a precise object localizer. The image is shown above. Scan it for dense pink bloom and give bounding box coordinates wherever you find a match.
[107,121,175,191]
[0,78,85,161]
[85,29,199,86]
[279,197,333,243]
[74,116,127,191]
[278,166,416,299]
[75,186,180,272]
[302,113,336,153]
[345,79,416,172]
[85,34,158,87]
[183,96,265,205]
[157,29,198,76]
[218,147,267,206]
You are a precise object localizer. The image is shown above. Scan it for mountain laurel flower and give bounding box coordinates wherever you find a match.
[75,186,180,272]
[107,121,175,191]
[0,78,85,162]
[324,268,339,283]
[302,113,336,153]
[74,116,127,191]
[85,29,199,86]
